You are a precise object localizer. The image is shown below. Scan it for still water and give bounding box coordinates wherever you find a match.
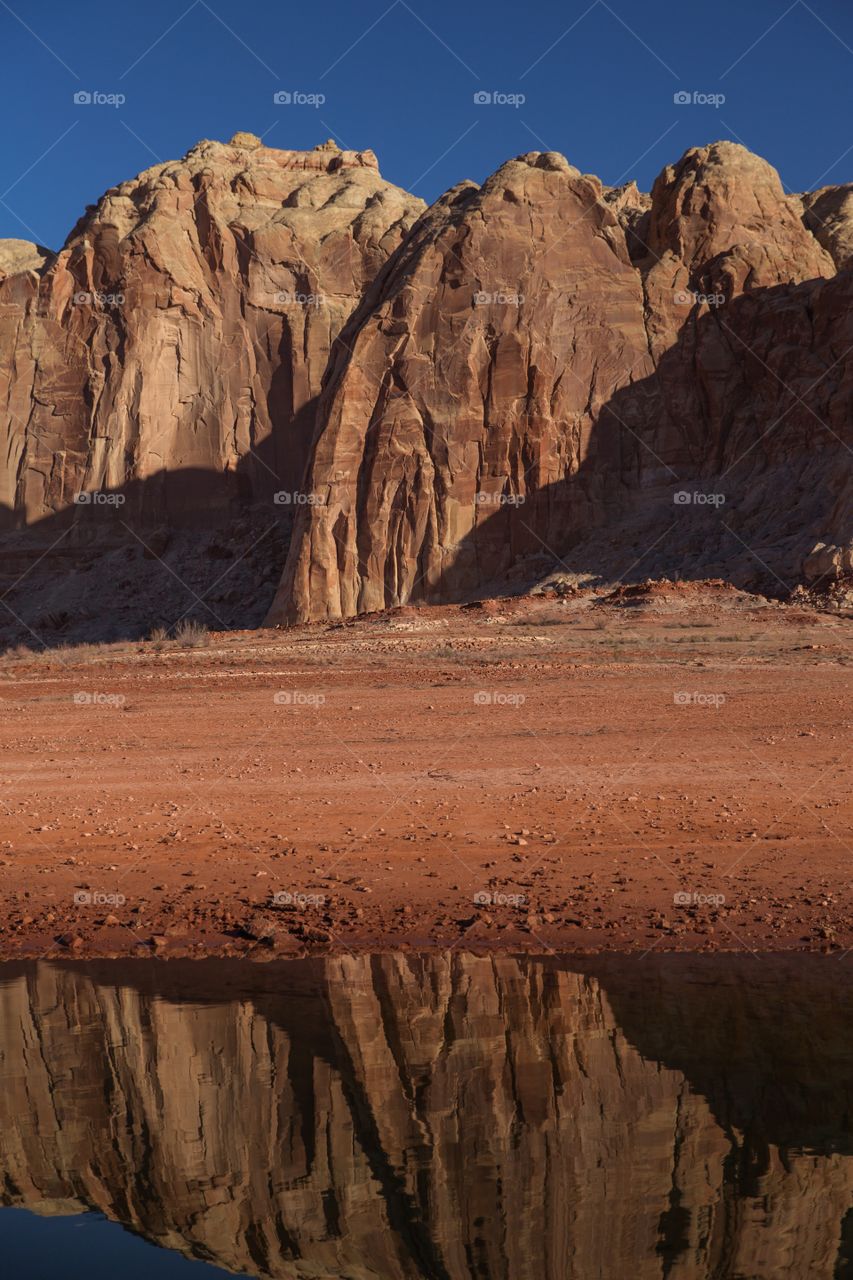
[0,954,851,1279]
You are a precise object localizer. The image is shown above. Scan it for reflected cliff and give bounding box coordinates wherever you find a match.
[0,954,851,1279]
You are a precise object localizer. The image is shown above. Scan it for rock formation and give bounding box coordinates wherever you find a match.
[0,954,850,1278]
[0,137,851,641]
[270,141,852,623]
[0,135,424,526]
[0,136,424,640]
[801,183,853,271]
[0,239,52,279]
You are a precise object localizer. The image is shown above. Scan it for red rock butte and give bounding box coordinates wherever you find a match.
[0,136,850,641]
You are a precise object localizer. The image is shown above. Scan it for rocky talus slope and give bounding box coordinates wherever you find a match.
[0,956,850,1279]
[271,142,852,623]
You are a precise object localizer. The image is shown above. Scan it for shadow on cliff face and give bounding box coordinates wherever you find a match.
[351,281,851,613]
[0,953,851,1280]
[584,953,853,1156]
[0,398,321,648]
[4,275,853,643]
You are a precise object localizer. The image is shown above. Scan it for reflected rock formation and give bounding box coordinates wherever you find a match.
[0,954,851,1278]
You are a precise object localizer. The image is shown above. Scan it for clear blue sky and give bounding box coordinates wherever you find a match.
[2,0,852,250]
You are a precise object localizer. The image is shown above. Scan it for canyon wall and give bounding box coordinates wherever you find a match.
[0,955,850,1279]
[1,137,852,640]
[271,142,853,622]
[0,134,423,528]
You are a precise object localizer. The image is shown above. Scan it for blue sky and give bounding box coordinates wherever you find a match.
[2,0,853,250]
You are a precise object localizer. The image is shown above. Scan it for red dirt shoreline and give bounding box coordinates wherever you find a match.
[1,584,850,960]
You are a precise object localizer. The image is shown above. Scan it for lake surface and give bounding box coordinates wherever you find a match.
[0,954,851,1279]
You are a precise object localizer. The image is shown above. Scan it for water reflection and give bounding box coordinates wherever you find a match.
[0,954,851,1279]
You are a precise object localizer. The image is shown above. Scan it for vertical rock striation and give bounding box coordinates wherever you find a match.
[0,136,424,528]
[270,142,852,623]
[0,955,850,1278]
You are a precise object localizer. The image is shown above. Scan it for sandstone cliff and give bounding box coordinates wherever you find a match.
[0,134,424,526]
[0,239,52,279]
[0,955,850,1279]
[270,141,851,623]
[801,183,853,271]
[0,136,424,640]
[1,138,851,642]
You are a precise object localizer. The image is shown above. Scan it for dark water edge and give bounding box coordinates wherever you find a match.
[0,1206,235,1278]
[0,953,851,1279]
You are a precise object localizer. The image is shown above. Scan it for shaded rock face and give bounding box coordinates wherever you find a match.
[0,136,424,527]
[0,955,851,1279]
[270,141,851,624]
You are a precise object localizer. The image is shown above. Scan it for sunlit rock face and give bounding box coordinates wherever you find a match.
[0,955,850,1279]
[271,141,851,622]
[2,138,851,636]
[0,136,424,526]
[801,182,853,272]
